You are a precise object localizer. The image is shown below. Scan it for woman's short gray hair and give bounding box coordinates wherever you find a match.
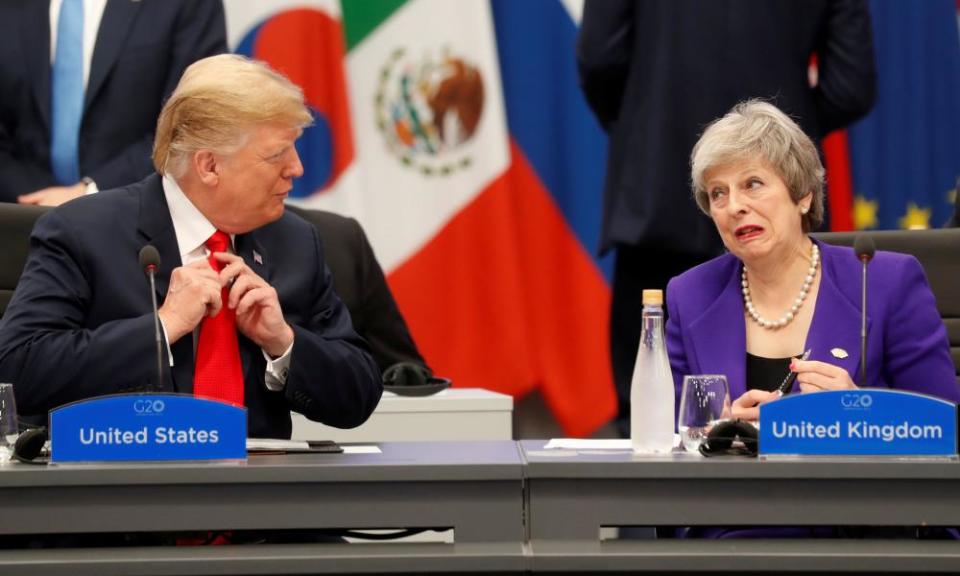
[690,100,825,232]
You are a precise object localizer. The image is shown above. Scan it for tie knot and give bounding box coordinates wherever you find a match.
[206,231,230,254]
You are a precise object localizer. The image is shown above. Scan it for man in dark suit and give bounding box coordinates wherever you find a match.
[0,54,382,439]
[0,0,226,205]
[577,0,877,434]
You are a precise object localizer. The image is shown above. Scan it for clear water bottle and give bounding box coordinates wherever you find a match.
[630,289,676,454]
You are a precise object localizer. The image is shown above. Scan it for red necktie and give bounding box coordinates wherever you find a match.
[193,231,244,406]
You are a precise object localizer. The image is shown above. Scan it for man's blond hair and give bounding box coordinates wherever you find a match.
[153,54,312,177]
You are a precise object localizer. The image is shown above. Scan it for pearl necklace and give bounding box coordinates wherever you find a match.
[741,243,820,330]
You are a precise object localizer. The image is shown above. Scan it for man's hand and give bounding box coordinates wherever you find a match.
[18,183,86,206]
[214,252,294,357]
[793,359,857,393]
[157,260,224,343]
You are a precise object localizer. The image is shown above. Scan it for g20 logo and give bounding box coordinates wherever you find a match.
[133,399,165,414]
[840,393,873,409]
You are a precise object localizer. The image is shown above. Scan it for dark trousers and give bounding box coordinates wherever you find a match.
[610,243,716,437]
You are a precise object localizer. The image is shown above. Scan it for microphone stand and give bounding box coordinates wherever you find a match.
[854,235,874,389]
[860,256,867,388]
[146,266,163,392]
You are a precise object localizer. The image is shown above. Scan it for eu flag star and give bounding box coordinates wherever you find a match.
[854,195,878,230]
[898,202,931,230]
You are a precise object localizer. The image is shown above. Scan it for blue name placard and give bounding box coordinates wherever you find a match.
[50,394,247,462]
[759,389,957,456]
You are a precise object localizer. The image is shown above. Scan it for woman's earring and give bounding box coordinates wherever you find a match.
[800,205,809,215]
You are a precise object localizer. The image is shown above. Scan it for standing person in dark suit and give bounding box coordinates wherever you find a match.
[577,0,877,434]
[0,54,382,439]
[0,0,226,205]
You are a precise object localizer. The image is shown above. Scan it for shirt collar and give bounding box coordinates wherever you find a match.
[161,174,224,261]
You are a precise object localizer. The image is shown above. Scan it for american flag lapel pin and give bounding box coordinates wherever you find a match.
[253,250,263,265]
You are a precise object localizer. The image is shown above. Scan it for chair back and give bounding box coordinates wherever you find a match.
[0,204,49,318]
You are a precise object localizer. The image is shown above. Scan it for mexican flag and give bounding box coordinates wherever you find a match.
[225,0,615,436]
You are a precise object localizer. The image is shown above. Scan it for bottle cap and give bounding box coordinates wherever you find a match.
[642,289,663,306]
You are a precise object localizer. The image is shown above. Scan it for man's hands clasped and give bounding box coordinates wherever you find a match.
[157,252,294,357]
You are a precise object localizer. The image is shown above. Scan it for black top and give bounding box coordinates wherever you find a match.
[746,353,799,393]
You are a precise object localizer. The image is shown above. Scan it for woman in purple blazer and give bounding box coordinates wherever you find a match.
[665,100,958,539]
[666,100,959,423]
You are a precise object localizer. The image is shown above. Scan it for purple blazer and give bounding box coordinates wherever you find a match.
[665,239,959,406]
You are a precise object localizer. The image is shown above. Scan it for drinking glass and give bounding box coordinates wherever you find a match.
[678,375,730,452]
[0,384,17,463]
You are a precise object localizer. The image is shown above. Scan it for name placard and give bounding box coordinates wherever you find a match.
[759,389,957,456]
[50,394,247,462]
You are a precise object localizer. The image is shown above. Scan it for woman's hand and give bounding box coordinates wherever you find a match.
[732,389,779,422]
[792,358,857,392]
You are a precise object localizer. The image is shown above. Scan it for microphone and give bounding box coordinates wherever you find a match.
[138,245,163,392]
[853,235,875,388]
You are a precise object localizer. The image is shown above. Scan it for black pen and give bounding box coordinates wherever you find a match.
[776,349,812,397]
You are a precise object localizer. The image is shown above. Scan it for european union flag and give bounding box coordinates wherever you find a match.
[848,0,960,230]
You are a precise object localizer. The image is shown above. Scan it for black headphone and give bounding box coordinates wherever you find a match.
[12,426,48,464]
[382,361,451,396]
[382,361,432,388]
[698,419,759,457]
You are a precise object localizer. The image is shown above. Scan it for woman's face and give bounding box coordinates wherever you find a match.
[704,158,810,266]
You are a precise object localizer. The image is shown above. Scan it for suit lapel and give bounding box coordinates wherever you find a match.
[688,263,749,400]
[23,1,51,131]
[85,0,140,111]
[136,175,192,392]
[137,176,180,299]
[234,231,273,380]
[805,242,867,382]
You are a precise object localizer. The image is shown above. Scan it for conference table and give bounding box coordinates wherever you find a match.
[0,441,525,575]
[520,440,960,574]
[2,440,960,575]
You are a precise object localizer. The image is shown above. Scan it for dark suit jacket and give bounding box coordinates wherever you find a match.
[947,182,960,227]
[286,206,428,373]
[0,0,226,201]
[577,0,876,256]
[665,240,959,406]
[0,174,383,439]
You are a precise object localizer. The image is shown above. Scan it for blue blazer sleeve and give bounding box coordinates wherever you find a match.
[665,276,691,416]
[879,255,959,401]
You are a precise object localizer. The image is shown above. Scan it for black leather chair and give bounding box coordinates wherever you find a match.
[0,202,426,374]
[814,228,960,387]
[0,204,48,317]
[285,205,427,372]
